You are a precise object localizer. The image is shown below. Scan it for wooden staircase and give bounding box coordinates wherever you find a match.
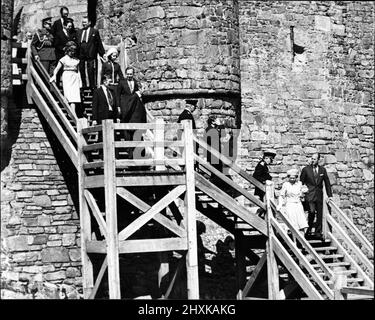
[24,53,374,300]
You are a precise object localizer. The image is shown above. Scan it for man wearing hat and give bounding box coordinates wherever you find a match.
[300,153,333,240]
[252,151,276,202]
[31,17,56,75]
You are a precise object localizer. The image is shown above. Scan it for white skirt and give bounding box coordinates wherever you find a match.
[62,70,82,103]
[284,201,308,231]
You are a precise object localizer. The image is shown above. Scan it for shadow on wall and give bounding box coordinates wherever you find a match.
[1,87,24,172]
[37,109,80,211]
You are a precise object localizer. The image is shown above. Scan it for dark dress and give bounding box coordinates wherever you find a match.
[252,160,272,201]
[101,61,124,84]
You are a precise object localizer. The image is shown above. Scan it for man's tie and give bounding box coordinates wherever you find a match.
[81,29,86,43]
[314,167,319,182]
[107,89,113,110]
[128,81,134,92]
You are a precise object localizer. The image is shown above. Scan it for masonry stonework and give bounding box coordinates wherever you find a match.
[1,0,374,299]
[1,106,82,299]
[238,0,374,241]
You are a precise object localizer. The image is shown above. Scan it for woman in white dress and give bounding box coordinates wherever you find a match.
[50,41,82,115]
[277,168,309,235]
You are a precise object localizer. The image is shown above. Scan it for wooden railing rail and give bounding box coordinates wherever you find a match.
[327,199,374,257]
[32,56,78,124]
[326,214,374,277]
[270,201,333,278]
[193,136,265,192]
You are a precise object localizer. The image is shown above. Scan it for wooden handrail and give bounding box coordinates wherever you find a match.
[193,136,265,192]
[195,154,265,209]
[30,65,78,143]
[30,82,78,168]
[327,199,374,256]
[270,216,334,299]
[270,201,333,279]
[32,56,78,124]
[327,214,374,276]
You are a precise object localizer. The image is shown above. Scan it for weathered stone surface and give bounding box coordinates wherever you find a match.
[5,236,29,252]
[41,248,70,263]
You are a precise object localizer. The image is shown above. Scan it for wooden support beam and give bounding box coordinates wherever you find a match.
[158,252,169,294]
[242,252,267,298]
[118,185,186,241]
[235,231,247,299]
[102,120,121,299]
[117,175,186,187]
[77,119,94,299]
[89,257,108,299]
[116,158,185,167]
[195,173,267,235]
[116,187,186,238]
[87,238,188,254]
[164,255,186,299]
[155,118,166,171]
[182,120,199,299]
[333,271,347,300]
[272,235,324,300]
[84,190,107,238]
[265,181,279,300]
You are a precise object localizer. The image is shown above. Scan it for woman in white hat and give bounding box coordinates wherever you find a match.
[277,168,309,235]
[101,47,124,85]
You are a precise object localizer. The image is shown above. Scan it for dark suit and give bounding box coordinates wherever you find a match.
[51,18,64,38]
[117,79,146,124]
[177,109,196,129]
[252,160,272,202]
[101,61,124,84]
[54,29,77,61]
[300,165,333,235]
[31,28,56,75]
[92,85,118,124]
[77,27,105,87]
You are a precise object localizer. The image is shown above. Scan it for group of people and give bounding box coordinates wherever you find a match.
[31,6,146,125]
[253,151,333,241]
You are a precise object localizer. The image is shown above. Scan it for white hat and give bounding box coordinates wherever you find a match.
[106,47,118,58]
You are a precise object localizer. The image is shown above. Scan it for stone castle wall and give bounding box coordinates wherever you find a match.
[238,0,374,240]
[97,0,241,129]
[1,0,374,299]
[1,105,81,299]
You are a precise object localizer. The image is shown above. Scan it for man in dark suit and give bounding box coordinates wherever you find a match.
[51,6,69,37]
[300,153,333,240]
[77,16,105,88]
[252,151,276,202]
[31,17,56,75]
[54,18,77,62]
[92,74,120,126]
[177,103,196,130]
[117,67,146,124]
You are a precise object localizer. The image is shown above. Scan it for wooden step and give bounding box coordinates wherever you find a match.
[312,261,351,268]
[308,239,332,246]
[326,277,365,286]
[313,246,338,252]
[317,269,357,277]
[318,254,345,260]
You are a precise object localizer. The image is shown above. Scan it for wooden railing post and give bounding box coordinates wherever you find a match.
[333,271,347,300]
[77,118,94,298]
[182,120,199,299]
[102,119,121,299]
[322,185,329,240]
[155,118,165,170]
[265,181,279,299]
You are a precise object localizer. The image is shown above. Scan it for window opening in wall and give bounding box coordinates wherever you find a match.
[88,0,98,26]
[290,26,305,63]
